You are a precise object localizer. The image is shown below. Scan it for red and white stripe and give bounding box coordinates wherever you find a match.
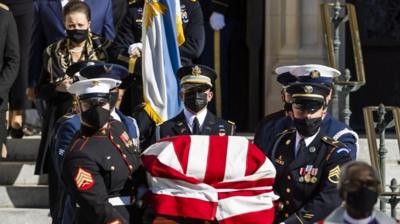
[142,135,278,224]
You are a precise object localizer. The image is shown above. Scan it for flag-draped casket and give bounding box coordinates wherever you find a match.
[142,135,278,224]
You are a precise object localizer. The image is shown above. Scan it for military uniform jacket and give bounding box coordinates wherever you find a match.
[256,113,358,160]
[109,0,205,67]
[158,111,235,139]
[62,120,142,224]
[253,109,286,155]
[271,129,352,224]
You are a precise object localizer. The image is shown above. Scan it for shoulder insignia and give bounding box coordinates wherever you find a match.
[227,120,235,125]
[0,3,9,11]
[74,168,94,191]
[303,213,314,220]
[280,128,296,136]
[328,165,341,184]
[322,136,342,148]
[63,113,75,119]
[129,0,137,5]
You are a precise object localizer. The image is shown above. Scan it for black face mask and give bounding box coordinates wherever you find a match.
[184,91,208,113]
[293,117,322,137]
[109,91,118,109]
[66,29,88,43]
[81,106,110,130]
[346,186,378,213]
[284,102,292,112]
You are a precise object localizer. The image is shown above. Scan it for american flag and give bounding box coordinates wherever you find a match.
[142,135,278,224]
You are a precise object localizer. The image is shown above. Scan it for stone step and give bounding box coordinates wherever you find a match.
[4,137,40,161]
[0,208,51,224]
[0,186,48,208]
[0,162,47,185]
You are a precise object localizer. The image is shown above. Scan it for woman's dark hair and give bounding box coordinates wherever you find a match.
[63,0,91,21]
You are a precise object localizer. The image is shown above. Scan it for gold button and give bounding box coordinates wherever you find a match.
[284,213,289,218]
[110,166,115,171]
[285,200,290,205]
[110,136,114,140]
[101,130,106,135]
[287,175,291,180]
[129,165,133,170]
[123,154,127,158]
[286,188,291,193]
[116,144,121,148]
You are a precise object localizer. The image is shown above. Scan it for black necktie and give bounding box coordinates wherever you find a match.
[192,117,201,135]
[296,138,306,157]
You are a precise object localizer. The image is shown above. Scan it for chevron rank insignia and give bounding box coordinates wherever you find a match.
[74,168,94,191]
[328,165,341,184]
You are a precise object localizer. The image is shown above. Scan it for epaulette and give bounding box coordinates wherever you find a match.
[0,3,9,11]
[63,113,75,119]
[190,0,197,2]
[321,136,342,148]
[280,128,296,136]
[227,120,235,125]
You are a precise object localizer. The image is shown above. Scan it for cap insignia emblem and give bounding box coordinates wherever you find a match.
[311,70,320,79]
[91,80,100,86]
[192,65,202,76]
[304,85,313,94]
[104,65,113,73]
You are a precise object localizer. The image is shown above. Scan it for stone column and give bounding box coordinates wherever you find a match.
[263,0,327,115]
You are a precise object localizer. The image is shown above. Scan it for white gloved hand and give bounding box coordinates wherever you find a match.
[209,12,225,31]
[128,43,143,57]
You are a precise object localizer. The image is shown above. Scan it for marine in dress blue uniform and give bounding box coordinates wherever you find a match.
[157,64,235,140]
[255,65,359,160]
[62,77,143,224]
[271,80,352,224]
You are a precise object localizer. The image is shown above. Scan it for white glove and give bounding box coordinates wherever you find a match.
[209,12,225,31]
[128,43,143,57]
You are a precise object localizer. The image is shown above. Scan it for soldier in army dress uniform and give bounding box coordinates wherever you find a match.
[62,77,143,223]
[271,81,352,224]
[157,64,235,139]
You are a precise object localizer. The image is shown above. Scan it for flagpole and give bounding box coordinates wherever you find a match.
[214,31,222,117]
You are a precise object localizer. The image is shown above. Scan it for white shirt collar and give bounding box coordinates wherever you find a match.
[183,107,207,132]
[344,210,376,224]
[294,129,319,156]
[110,109,121,122]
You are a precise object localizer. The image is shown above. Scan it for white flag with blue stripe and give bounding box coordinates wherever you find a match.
[142,0,185,124]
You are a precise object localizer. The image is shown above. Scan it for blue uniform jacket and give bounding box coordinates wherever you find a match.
[29,0,115,87]
[254,113,358,160]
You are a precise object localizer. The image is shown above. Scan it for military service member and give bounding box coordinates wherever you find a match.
[52,62,140,224]
[271,81,352,224]
[253,65,298,155]
[255,64,359,160]
[62,77,142,223]
[108,0,205,116]
[157,64,235,139]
